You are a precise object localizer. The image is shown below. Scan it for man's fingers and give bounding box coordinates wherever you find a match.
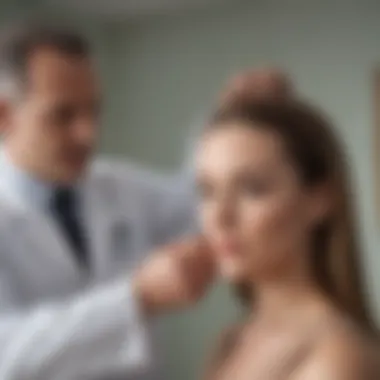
[176,238,216,302]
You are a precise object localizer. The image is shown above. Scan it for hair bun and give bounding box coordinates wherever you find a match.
[218,68,295,108]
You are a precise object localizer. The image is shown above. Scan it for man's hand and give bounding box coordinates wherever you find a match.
[132,237,216,316]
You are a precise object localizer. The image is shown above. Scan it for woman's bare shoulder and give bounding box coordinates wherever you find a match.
[293,323,380,380]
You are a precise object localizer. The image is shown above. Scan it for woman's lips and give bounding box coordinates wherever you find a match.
[213,238,241,257]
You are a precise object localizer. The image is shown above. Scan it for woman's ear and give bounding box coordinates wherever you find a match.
[308,183,333,225]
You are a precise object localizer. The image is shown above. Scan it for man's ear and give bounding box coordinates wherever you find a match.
[0,98,12,136]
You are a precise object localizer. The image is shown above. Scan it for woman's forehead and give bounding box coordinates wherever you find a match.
[199,125,284,162]
[196,125,292,177]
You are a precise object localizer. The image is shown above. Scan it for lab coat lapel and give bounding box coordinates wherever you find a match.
[81,178,136,282]
[0,191,83,300]
[13,212,83,296]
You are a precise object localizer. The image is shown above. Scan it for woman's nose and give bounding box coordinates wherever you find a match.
[212,196,236,229]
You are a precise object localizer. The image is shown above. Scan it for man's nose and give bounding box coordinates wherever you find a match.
[73,117,96,146]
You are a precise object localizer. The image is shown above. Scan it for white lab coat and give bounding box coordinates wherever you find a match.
[0,156,196,380]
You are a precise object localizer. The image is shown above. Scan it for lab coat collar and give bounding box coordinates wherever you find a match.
[0,147,82,211]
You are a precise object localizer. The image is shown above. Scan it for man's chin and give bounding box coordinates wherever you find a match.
[56,164,89,186]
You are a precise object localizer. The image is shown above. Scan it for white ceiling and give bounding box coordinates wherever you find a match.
[44,0,236,19]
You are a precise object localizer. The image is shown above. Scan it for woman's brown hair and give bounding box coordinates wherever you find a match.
[209,98,377,334]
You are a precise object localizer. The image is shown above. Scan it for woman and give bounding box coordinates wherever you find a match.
[195,97,379,380]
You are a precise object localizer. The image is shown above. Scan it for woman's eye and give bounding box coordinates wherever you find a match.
[240,180,269,196]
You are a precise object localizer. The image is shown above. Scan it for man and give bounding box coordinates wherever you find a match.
[0,23,214,380]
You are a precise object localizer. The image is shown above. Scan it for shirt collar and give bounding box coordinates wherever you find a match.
[0,148,63,210]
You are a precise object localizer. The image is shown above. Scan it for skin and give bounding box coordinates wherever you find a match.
[0,47,101,185]
[196,122,378,380]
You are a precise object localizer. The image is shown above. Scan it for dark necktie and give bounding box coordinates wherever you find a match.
[50,187,88,269]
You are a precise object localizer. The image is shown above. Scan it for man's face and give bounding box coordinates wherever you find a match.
[4,47,101,184]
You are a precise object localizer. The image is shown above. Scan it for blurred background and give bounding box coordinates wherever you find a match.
[5,0,380,379]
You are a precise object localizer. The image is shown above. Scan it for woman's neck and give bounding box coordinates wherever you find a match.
[249,262,331,323]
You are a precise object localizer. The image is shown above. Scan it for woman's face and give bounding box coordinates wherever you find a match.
[196,122,328,283]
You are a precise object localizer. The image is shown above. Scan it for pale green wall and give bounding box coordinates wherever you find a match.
[105,1,380,379]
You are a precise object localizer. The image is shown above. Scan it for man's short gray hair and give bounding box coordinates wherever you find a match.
[0,21,90,99]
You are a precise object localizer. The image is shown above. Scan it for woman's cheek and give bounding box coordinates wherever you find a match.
[239,199,288,260]
[241,195,304,268]
[240,200,274,246]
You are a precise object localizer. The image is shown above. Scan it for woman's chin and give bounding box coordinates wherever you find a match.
[218,260,247,282]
